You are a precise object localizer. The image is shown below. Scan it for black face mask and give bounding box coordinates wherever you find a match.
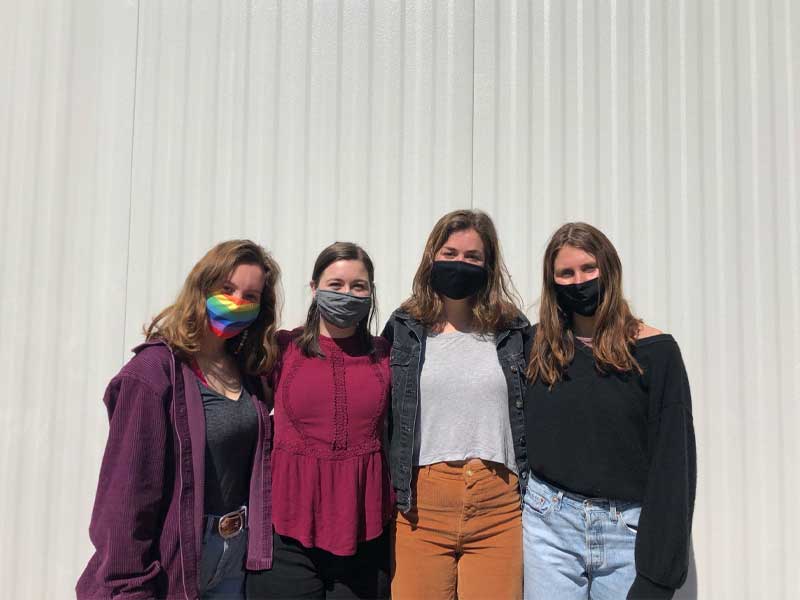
[430,260,488,300]
[555,278,602,317]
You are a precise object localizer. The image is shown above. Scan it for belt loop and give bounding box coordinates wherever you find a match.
[610,501,618,522]
[204,516,214,537]
[556,490,564,508]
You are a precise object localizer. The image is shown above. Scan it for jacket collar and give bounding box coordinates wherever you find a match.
[131,338,171,354]
[394,309,529,336]
[392,309,426,341]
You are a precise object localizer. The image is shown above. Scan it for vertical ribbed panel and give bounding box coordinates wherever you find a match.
[0,1,139,598]
[126,0,473,342]
[1,1,798,598]
[473,1,800,598]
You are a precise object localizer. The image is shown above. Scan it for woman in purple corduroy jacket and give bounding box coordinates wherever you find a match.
[77,240,281,600]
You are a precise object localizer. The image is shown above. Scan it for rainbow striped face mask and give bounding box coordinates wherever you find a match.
[205,293,260,339]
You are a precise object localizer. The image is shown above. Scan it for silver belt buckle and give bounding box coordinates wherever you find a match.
[217,506,247,539]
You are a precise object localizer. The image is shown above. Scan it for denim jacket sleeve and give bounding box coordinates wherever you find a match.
[78,374,170,599]
[380,318,396,447]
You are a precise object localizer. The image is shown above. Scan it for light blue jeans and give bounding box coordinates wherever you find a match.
[198,516,248,600]
[522,474,641,600]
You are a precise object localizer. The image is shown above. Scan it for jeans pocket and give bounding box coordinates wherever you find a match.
[199,532,225,592]
[524,488,553,518]
[618,504,641,535]
[200,531,247,593]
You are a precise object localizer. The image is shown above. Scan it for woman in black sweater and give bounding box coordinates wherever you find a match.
[523,223,696,600]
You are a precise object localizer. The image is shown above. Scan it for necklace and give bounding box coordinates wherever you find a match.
[196,355,243,400]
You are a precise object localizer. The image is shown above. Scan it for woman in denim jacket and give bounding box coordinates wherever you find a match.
[382,209,531,600]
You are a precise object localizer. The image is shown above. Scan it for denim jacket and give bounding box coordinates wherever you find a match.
[381,309,532,513]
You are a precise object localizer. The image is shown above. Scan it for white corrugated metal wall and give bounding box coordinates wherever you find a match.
[1,1,797,598]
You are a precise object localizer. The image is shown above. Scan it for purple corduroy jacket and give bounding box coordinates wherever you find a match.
[76,340,273,599]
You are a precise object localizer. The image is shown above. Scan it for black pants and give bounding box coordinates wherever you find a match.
[246,529,390,600]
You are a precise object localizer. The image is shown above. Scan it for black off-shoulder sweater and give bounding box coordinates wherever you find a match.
[524,333,696,599]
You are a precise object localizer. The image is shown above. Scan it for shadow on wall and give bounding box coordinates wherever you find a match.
[674,541,698,600]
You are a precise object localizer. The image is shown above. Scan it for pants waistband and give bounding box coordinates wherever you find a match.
[526,474,639,521]
[417,459,513,479]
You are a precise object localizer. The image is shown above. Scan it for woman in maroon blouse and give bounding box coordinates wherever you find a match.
[248,242,393,600]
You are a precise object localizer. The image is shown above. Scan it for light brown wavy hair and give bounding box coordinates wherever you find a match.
[296,241,379,359]
[527,222,642,386]
[144,239,282,376]
[400,209,522,332]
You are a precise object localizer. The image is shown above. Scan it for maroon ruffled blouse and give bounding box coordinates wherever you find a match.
[271,330,393,556]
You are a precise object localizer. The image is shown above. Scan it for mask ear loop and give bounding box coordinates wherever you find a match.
[234,328,249,355]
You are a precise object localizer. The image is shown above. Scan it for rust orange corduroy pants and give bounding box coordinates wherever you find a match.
[391,459,522,600]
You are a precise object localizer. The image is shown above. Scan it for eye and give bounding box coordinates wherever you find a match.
[222,284,235,294]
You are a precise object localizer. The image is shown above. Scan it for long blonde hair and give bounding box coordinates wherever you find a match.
[527,222,642,385]
[144,239,282,375]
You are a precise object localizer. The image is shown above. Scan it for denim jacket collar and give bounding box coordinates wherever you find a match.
[392,309,529,345]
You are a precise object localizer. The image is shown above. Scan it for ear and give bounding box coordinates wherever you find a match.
[310,280,317,297]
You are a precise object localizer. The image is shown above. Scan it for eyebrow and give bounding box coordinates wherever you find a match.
[324,277,369,283]
[556,262,596,272]
[223,281,262,293]
[441,246,484,255]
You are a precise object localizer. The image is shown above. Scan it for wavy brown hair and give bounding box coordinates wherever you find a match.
[527,222,642,386]
[400,209,522,332]
[296,242,379,359]
[144,240,282,376]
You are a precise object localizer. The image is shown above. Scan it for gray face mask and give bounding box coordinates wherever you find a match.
[315,289,372,329]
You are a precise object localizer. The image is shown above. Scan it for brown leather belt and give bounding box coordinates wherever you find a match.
[205,506,247,539]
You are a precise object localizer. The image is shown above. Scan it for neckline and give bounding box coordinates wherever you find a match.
[428,328,473,337]
[633,333,674,346]
[573,332,674,354]
[198,379,244,402]
[318,332,366,353]
[319,333,360,344]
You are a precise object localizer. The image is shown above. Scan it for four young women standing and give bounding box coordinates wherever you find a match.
[79,216,695,599]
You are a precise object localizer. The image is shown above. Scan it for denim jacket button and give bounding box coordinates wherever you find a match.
[510,366,518,374]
